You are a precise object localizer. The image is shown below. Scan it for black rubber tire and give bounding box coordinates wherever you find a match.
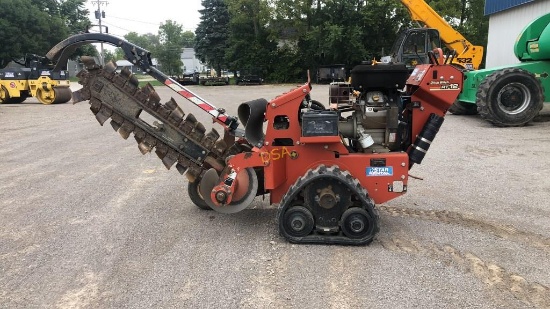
[310,100,326,110]
[187,180,211,210]
[0,85,10,104]
[476,68,544,127]
[8,95,28,104]
[448,100,477,115]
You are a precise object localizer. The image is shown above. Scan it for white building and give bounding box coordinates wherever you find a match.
[485,0,550,68]
[180,48,205,74]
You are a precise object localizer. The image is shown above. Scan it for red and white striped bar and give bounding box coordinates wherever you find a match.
[164,78,229,127]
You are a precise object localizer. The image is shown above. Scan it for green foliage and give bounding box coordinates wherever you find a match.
[157,20,185,76]
[267,0,409,80]
[267,46,304,83]
[225,0,274,78]
[113,48,126,61]
[182,31,196,48]
[0,0,91,66]
[124,32,159,52]
[103,49,116,63]
[195,0,230,76]
[59,0,90,34]
[194,0,489,82]
[456,0,489,48]
[0,0,66,66]
[79,44,99,58]
[109,32,162,64]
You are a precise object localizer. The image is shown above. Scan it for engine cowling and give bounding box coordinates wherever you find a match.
[327,63,410,152]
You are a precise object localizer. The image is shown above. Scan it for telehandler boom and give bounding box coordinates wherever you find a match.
[383,0,484,72]
[400,0,484,70]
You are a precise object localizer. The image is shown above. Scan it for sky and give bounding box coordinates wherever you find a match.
[85,0,203,38]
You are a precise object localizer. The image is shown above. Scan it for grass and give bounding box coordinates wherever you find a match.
[69,75,162,87]
[138,80,163,87]
[69,72,241,87]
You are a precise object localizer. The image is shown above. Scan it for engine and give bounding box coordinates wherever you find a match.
[324,63,410,152]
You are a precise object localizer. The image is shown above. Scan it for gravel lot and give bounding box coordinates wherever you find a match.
[1,82,550,308]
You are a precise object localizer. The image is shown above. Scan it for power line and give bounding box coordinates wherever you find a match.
[102,21,135,34]
[91,0,108,65]
[105,14,196,31]
[107,15,161,26]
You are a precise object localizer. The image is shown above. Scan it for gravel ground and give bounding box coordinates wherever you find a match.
[1,82,549,308]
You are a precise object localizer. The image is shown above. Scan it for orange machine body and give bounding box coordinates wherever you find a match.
[227,63,463,205]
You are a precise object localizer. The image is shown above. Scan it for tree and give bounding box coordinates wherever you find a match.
[113,48,126,61]
[0,0,93,66]
[455,0,489,49]
[78,45,99,59]
[262,0,408,81]
[0,0,67,66]
[225,0,274,78]
[156,20,184,76]
[195,0,230,76]
[59,0,91,34]
[182,31,196,48]
[191,0,488,82]
[59,0,95,60]
[112,32,160,68]
[124,32,159,52]
[103,49,116,63]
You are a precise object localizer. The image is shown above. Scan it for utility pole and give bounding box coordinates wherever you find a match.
[92,0,109,65]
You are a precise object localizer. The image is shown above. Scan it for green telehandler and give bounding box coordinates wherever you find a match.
[455,12,550,126]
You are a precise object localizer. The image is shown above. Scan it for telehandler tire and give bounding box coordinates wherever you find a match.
[310,100,326,110]
[476,68,543,127]
[448,100,477,115]
[188,180,211,210]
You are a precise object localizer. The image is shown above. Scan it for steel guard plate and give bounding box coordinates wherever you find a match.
[343,152,409,204]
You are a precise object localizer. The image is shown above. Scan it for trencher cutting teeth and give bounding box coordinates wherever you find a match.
[72,58,237,181]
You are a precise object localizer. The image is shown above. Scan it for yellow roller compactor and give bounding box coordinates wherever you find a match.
[0,54,71,104]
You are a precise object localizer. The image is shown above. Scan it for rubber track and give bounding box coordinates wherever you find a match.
[73,58,239,181]
[277,165,380,245]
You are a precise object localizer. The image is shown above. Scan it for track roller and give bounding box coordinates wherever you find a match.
[282,206,315,237]
[340,208,377,239]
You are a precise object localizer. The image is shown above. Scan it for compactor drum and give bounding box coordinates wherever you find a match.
[0,54,71,104]
[46,34,462,245]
